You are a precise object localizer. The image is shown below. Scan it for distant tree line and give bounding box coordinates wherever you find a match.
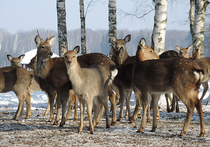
[1,27,210,67]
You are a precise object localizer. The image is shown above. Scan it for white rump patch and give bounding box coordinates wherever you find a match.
[193,71,200,81]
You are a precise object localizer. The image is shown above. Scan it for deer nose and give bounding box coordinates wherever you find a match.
[49,52,53,56]
[67,61,71,64]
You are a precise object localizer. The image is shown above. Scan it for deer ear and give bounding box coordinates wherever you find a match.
[60,46,68,55]
[175,45,181,52]
[187,45,194,51]
[18,54,25,61]
[139,38,146,48]
[7,54,13,61]
[110,36,116,43]
[119,47,124,58]
[49,35,56,46]
[73,46,80,54]
[35,35,42,47]
[124,34,131,43]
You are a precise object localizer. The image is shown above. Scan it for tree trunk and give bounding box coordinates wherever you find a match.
[108,0,117,57]
[151,0,168,55]
[80,0,87,55]
[57,0,68,56]
[189,0,195,41]
[193,0,209,57]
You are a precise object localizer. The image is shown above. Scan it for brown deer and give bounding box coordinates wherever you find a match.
[62,46,118,134]
[27,55,78,121]
[34,30,117,127]
[175,45,193,58]
[0,66,32,119]
[159,50,182,113]
[176,45,209,101]
[7,54,25,66]
[132,38,205,137]
[111,44,159,122]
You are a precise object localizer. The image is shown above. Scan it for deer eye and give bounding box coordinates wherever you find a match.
[41,45,45,49]
[73,56,75,58]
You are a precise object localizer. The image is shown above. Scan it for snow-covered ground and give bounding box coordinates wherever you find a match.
[1,84,210,146]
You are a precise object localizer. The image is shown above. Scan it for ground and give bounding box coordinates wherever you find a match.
[0,100,210,147]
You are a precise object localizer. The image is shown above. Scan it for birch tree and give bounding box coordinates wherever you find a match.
[151,0,168,55]
[108,0,117,57]
[80,0,87,54]
[57,0,68,56]
[189,0,210,57]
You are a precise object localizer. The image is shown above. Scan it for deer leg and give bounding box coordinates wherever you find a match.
[179,94,195,136]
[59,90,69,127]
[125,91,132,121]
[200,81,208,101]
[101,94,110,128]
[74,95,78,122]
[86,99,94,134]
[108,86,116,126]
[44,93,50,116]
[174,95,179,113]
[20,101,24,116]
[65,90,75,122]
[195,99,205,137]
[151,94,160,132]
[47,90,56,122]
[13,94,24,120]
[25,92,31,119]
[78,98,85,133]
[117,89,125,121]
[137,92,150,132]
[92,97,101,127]
[54,92,61,125]
[131,92,142,123]
[165,93,171,112]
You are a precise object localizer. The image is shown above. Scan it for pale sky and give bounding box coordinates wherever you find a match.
[0,0,191,34]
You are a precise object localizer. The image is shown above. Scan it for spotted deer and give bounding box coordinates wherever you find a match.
[159,50,182,113]
[27,55,78,121]
[0,66,32,119]
[62,46,118,134]
[34,30,117,127]
[132,38,205,137]
[111,42,159,122]
[176,45,209,101]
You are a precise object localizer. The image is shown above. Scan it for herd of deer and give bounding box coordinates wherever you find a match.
[2,30,208,137]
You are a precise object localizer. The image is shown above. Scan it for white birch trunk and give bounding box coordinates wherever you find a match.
[57,0,68,56]
[108,0,117,57]
[151,0,168,55]
[189,0,195,40]
[80,0,87,54]
[193,0,209,57]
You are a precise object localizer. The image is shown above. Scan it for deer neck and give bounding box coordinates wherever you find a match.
[35,57,52,79]
[122,48,129,63]
[67,61,83,90]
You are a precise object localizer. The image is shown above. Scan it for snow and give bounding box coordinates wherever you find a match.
[0,84,210,146]
[21,49,59,64]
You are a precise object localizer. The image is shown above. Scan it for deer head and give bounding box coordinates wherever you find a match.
[7,54,25,66]
[175,45,193,58]
[35,30,56,61]
[136,38,159,61]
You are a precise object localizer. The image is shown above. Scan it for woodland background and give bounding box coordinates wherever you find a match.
[1,27,209,67]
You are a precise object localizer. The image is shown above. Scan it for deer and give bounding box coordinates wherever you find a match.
[176,45,209,102]
[62,46,118,134]
[0,66,32,120]
[159,50,183,113]
[34,30,117,127]
[27,55,78,121]
[111,43,160,122]
[132,38,205,137]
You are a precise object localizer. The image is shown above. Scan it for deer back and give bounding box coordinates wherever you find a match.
[133,38,203,94]
[159,50,183,59]
[0,66,31,93]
